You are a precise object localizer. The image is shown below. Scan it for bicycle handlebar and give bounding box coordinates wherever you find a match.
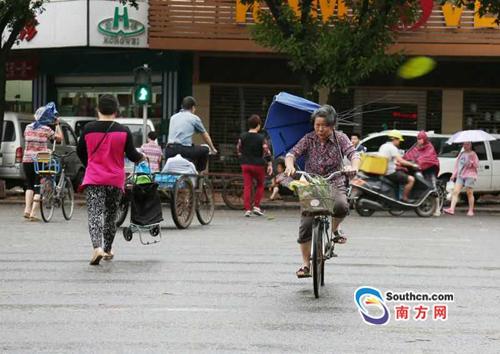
[52,150,76,160]
[296,170,345,182]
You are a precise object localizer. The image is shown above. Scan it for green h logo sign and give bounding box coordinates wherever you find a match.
[98,6,145,37]
[113,7,129,29]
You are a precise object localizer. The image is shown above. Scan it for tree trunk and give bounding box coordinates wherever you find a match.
[299,72,318,102]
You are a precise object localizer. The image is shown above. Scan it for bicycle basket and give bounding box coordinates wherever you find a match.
[32,152,60,175]
[296,181,334,216]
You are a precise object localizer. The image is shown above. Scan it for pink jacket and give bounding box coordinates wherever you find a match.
[452,151,479,180]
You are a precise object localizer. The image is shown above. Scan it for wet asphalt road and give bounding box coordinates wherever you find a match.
[0,204,499,353]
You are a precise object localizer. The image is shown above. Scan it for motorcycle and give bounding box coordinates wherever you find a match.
[350,166,440,217]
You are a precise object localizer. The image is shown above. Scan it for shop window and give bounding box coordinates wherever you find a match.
[489,140,500,160]
[2,121,15,142]
[463,91,500,134]
[57,87,162,119]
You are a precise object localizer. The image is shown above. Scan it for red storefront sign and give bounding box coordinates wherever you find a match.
[6,58,38,80]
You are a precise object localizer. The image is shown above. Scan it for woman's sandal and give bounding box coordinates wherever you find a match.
[23,213,30,219]
[296,266,312,278]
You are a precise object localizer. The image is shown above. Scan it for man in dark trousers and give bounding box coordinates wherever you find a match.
[164,96,217,172]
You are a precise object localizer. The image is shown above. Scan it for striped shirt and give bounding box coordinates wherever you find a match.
[22,124,55,163]
[140,141,163,172]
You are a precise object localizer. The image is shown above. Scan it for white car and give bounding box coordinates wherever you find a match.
[0,112,85,189]
[59,116,96,138]
[360,130,500,195]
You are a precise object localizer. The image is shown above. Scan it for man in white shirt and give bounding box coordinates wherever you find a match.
[378,130,418,202]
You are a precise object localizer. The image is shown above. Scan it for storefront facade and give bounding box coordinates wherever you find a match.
[7,0,192,142]
[148,0,500,164]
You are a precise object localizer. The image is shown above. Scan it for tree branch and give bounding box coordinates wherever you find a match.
[0,19,25,58]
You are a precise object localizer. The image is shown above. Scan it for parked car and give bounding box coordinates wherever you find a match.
[0,112,85,190]
[59,116,96,138]
[359,130,500,195]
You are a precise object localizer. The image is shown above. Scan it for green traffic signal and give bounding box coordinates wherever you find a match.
[135,84,151,104]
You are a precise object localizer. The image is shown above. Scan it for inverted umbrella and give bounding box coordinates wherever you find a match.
[446,130,496,144]
[264,92,320,158]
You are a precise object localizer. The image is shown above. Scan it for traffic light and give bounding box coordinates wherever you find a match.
[134,64,152,104]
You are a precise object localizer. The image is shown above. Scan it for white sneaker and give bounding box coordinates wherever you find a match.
[252,207,264,216]
[244,210,252,217]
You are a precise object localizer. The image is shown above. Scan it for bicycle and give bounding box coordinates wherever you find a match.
[296,170,344,298]
[34,151,75,222]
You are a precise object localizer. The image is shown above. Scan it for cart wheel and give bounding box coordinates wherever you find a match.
[150,225,160,237]
[123,227,133,241]
[171,175,195,229]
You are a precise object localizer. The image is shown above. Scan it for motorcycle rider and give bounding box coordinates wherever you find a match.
[378,130,419,203]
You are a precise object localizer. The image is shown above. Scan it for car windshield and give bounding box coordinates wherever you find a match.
[123,124,152,148]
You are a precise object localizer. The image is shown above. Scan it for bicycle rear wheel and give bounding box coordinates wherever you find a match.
[61,177,74,220]
[311,218,324,298]
[222,177,245,210]
[40,178,55,222]
[196,178,215,225]
[171,175,195,229]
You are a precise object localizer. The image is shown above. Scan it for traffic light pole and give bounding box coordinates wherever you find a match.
[142,104,148,146]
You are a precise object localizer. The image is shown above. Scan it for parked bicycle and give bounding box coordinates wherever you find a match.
[296,170,344,298]
[34,151,75,222]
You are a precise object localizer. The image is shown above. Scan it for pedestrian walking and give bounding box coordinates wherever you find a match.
[237,114,273,217]
[22,102,63,221]
[140,131,163,172]
[77,95,144,265]
[444,142,479,216]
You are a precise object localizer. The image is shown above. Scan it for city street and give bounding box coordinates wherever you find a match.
[1,204,499,353]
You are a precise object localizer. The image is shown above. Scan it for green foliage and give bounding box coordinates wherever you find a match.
[246,0,421,95]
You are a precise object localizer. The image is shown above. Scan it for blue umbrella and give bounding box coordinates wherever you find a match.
[264,92,320,158]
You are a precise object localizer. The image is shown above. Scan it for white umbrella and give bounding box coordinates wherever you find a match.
[446,130,496,144]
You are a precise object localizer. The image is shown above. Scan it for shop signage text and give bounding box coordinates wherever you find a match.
[18,20,38,42]
[235,0,499,29]
[6,59,38,80]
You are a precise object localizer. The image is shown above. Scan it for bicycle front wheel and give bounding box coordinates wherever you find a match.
[196,178,215,225]
[40,178,55,222]
[311,218,324,299]
[61,177,74,220]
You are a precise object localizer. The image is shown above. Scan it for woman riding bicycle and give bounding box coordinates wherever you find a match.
[22,102,63,221]
[284,105,360,278]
